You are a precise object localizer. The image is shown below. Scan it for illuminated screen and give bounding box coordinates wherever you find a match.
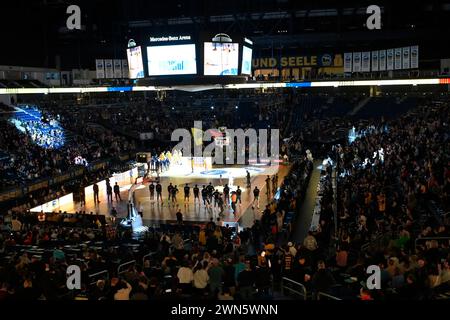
[127,46,145,79]
[241,46,252,75]
[204,42,239,75]
[146,44,197,76]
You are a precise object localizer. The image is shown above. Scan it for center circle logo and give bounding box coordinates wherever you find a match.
[200,169,228,176]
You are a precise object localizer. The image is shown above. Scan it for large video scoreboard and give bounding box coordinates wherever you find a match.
[126,33,252,79]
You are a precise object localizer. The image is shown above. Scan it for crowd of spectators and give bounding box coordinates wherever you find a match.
[298,99,450,300]
[0,92,449,301]
[0,104,137,190]
[0,151,316,300]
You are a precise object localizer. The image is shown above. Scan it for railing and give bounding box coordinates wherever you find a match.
[415,237,450,251]
[361,233,385,252]
[142,252,156,266]
[88,270,110,285]
[117,260,136,276]
[317,292,342,301]
[280,277,307,300]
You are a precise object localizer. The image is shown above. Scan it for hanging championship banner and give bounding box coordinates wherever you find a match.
[113,59,123,78]
[344,53,352,73]
[352,52,361,72]
[361,51,371,72]
[371,51,379,71]
[121,59,129,78]
[410,45,419,69]
[379,50,386,71]
[104,59,114,78]
[402,47,410,69]
[386,49,394,71]
[394,48,402,70]
[95,59,105,79]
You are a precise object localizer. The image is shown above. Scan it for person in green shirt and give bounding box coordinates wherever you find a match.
[208,258,224,297]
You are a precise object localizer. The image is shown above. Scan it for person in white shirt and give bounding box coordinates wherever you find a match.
[193,261,210,294]
[177,261,194,294]
[287,242,297,257]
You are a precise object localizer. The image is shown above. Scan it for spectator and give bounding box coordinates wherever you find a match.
[311,261,336,297]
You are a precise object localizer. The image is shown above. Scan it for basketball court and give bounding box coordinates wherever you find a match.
[31,160,290,229]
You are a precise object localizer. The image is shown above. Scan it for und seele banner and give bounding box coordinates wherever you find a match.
[252,53,343,69]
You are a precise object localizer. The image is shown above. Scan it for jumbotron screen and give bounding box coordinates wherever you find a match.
[146,44,197,76]
[241,46,253,75]
[126,46,145,79]
[204,42,239,76]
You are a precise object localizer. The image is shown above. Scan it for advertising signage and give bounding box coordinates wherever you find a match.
[252,54,343,69]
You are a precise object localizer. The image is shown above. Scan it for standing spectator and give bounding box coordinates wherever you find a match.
[311,260,336,298]
[222,258,236,295]
[193,261,209,296]
[156,182,162,202]
[93,183,100,203]
[176,210,183,225]
[201,186,208,207]
[223,184,230,205]
[171,186,178,205]
[236,186,242,204]
[113,182,121,201]
[208,258,224,297]
[177,261,193,294]
[213,189,220,208]
[193,185,200,204]
[184,184,190,203]
[237,261,255,300]
[265,176,271,195]
[167,183,174,202]
[207,182,214,204]
[253,187,260,208]
[106,184,113,202]
[149,182,155,200]
[230,191,237,214]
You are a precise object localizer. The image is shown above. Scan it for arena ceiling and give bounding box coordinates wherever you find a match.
[0,0,449,69]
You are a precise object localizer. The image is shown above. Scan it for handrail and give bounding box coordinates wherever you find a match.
[361,233,385,252]
[117,260,136,275]
[142,252,156,266]
[281,277,307,300]
[88,270,109,285]
[317,291,342,301]
[415,236,450,250]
